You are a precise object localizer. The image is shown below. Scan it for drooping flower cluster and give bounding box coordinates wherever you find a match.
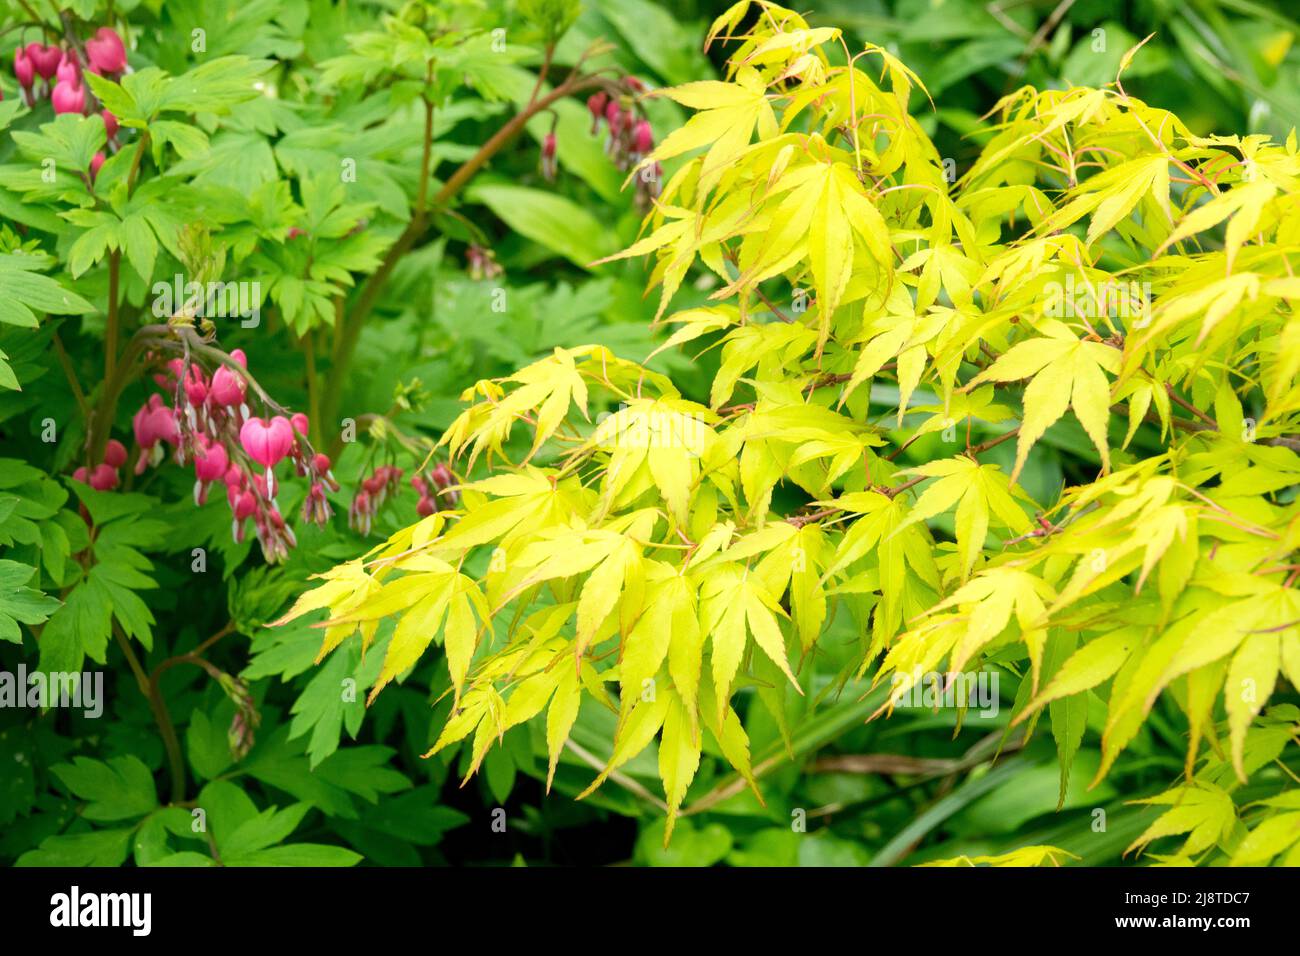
[411,461,459,517]
[71,438,128,491]
[12,26,129,181]
[348,461,459,533]
[586,77,661,208]
[525,75,661,208]
[219,672,261,761]
[108,347,340,564]
[465,243,503,281]
[348,464,403,536]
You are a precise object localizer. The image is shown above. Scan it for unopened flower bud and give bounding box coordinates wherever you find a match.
[587,92,608,132]
[632,119,653,154]
[540,131,558,182]
[13,47,34,89]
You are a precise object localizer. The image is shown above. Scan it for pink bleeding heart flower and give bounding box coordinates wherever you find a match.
[348,489,373,535]
[430,462,459,506]
[192,437,229,505]
[312,452,339,491]
[632,120,653,154]
[131,397,159,446]
[183,364,208,405]
[541,131,558,182]
[290,412,309,437]
[587,92,608,131]
[209,362,246,406]
[102,109,119,139]
[430,462,454,488]
[14,47,34,89]
[132,396,179,473]
[153,398,179,444]
[233,489,257,520]
[232,494,257,546]
[88,463,119,491]
[89,152,105,182]
[27,44,61,81]
[416,495,435,517]
[302,482,331,525]
[56,51,79,85]
[85,27,128,75]
[193,437,229,482]
[239,416,295,469]
[51,79,85,115]
[72,466,89,484]
[223,465,245,507]
[103,439,128,469]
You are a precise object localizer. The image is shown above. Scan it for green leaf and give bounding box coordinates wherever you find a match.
[0,559,61,642]
[51,756,159,822]
[468,183,615,268]
[16,829,133,867]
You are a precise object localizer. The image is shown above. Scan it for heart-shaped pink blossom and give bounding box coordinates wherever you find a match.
[239,416,295,469]
[232,490,257,520]
[193,438,229,482]
[14,47,33,88]
[51,79,85,115]
[182,364,208,405]
[56,51,79,85]
[209,363,246,406]
[103,439,128,468]
[89,463,119,491]
[26,44,61,80]
[132,398,161,448]
[85,27,127,75]
[633,120,653,154]
[133,396,180,454]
